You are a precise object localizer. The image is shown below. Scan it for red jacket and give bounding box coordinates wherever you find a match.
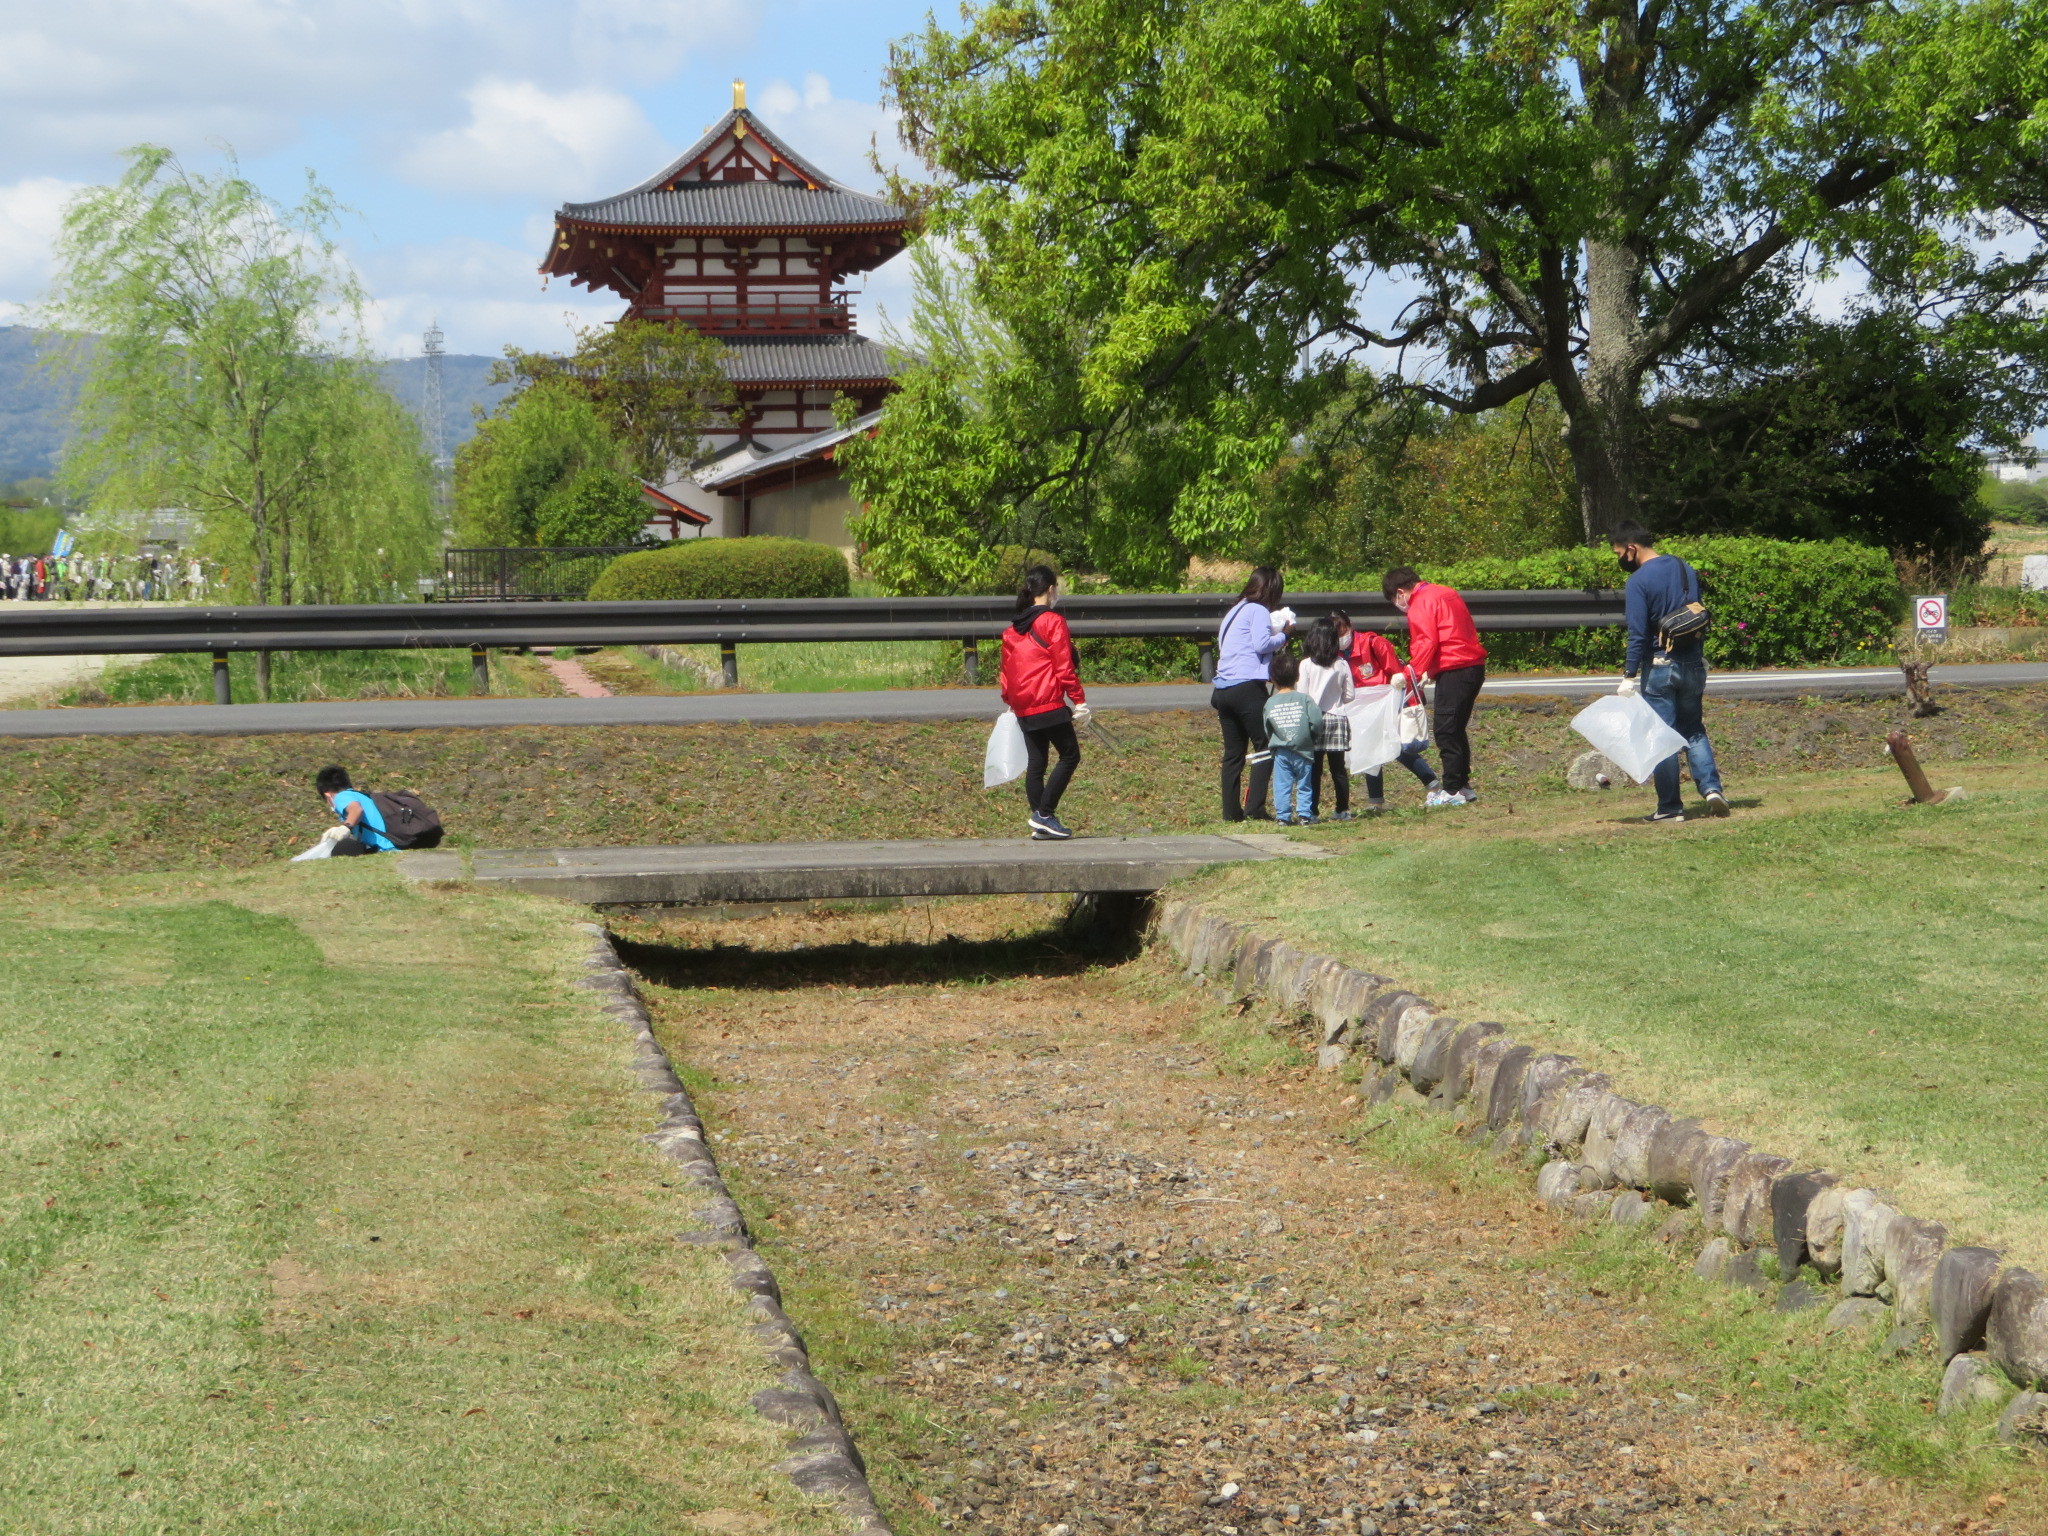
[1000,608,1085,721]
[1403,581,1487,678]
[1344,629,1407,689]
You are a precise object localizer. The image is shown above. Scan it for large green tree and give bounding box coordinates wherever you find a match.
[45,147,438,635]
[876,0,2048,564]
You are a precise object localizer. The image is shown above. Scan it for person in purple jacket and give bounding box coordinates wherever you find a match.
[1209,566,1293,821]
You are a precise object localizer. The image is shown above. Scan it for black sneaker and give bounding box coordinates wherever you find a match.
[1703,790,1731,817]
[1029,811,1073,840]
[1644,810,1686,823]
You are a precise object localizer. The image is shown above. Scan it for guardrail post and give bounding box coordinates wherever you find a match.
[1198,639,1216,684]
[470,645,489,696]
[720,642,739,688]
[211,652,231,706]
[962,637,979,686]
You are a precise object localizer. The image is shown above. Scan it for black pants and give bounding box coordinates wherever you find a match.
[1210,680,1272,821]
[1308,751,1349,817]
[1363,745,1437,802]
[1024,721,1080,815]
[1432,664,1486,794]
[328,834,379,857]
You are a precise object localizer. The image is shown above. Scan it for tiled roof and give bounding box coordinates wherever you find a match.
[558,181,901,232]
[698,410,884,490]
[720,335,904,386]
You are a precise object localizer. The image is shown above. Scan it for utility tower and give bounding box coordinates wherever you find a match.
[421,319,451,521]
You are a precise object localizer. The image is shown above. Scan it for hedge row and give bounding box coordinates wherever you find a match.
[588,537,851,602]
[1416,537,1903,669]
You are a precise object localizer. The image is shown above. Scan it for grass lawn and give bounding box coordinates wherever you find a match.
[16,647,566,708]
[0,859,835,1534]
[1195,774,2048,1267]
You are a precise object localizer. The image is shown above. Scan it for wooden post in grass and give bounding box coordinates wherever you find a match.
[1886,730,1943,803]
[470,645,489,696]
[211,651,231,705]
[720,642,738,688]
[962,637,979,686]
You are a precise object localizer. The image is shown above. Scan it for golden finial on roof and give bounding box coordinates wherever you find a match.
[733,79,746,111]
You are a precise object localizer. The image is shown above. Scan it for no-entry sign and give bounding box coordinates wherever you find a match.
[1915,594,1949,642]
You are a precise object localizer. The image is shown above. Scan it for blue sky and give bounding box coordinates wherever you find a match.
[0,0,940,359]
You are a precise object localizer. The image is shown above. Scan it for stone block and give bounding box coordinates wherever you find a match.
[1537,1160,1582,1211]
[1407,1016,1463,1094]
[1568,1190,1612,1221]
[1804,1186,1848,1276]
[1611,1104,1674,1189]
[1988,1267,2048,1390]
[1646,1119,1708,1205]
[1432,1021,1503,1109]
[1232,935,1277,998]
[1392,1003,1438,1075]
[1566,750,1623,790]
[1580,1093,1639,1184]
[1544,1072,1612,1152]
[1721,1154,1793,1246]
[1518,1055,1580,1136]
[1316,1043,1349,1072]
[1775,1280,1823,1314]
[1691,1137,1751,1230]
[1723,1248,1772,1292]
[1264,944,1313,1008]
[1609,1191,1652,1226]
[1485,1045,1537,1130]
[1932,1246,2003,1362]
[1998,1391,2048,1447]
[1693,1237,1734,1283]
[1464,1036,1519,1125]
[1938,1354,2008,1416]
[1770,1171,1838,1279]
[1839,1190,1901,1299]
[1884,1215,1949,1331]
[1822,1297,1891,1338]
[1369,991,1423,1063]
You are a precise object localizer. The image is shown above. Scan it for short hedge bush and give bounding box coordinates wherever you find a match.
[588,537,851,602]
[1406,537,1902,669]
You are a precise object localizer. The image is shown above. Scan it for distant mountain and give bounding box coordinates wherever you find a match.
[0,325,513,478]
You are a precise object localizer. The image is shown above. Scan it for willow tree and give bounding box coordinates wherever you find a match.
[876,0,2048,558]
[45,147,436,684]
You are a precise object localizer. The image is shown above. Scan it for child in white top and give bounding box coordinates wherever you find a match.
[1297,617,1356,820]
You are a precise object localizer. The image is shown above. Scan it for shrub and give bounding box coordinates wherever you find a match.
[971,546,1063,596]
[1409,537,1902,669]
[588,537,851,602]
[1074,636,1202,683]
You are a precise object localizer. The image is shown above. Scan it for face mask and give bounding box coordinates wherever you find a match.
[1616,549,1642,574]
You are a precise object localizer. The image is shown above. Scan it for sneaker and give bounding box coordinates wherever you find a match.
[1644,810,1686,823]
[1275,815,1298,826]
[1365,799,1387,812]
[1029,811,1073,840]
[1332,811,1357,822]
[1424,789,1456,808]
[1703,790,1731,817]
[1453,788,1478,804]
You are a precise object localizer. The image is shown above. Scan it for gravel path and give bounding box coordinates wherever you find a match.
[622,900,2013,1536]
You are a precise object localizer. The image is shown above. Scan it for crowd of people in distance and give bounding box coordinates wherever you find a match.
[996,521,1728,837]
[0,551,220,602]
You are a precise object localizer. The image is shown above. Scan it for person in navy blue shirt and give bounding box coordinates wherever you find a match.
[1612,522,1728,823]
[314,765,396,855]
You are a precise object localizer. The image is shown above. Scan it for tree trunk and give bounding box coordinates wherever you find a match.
[1569,237,1648,541]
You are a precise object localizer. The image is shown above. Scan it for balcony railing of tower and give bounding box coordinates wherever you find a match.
[629,294,857,334]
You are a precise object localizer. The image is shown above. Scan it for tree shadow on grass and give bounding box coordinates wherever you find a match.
[612,893,1151,993]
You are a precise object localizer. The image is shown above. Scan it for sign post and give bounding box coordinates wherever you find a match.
[1914,594,1949,645]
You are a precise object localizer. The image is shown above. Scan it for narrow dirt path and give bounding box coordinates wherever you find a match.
[621,899,2012,1536]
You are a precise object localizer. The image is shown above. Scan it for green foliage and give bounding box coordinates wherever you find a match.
[0,508,64,555]
[1073,636,1202,683]
[494,319,734,484]
[43,147,437,604]
[1981,475,2048,526]
[879,0,2048,561]
[1403,538,1903,668]
[970,546,1064,596]
[535,463,648,548]
[454,380,626,547]
[587,537,852,602]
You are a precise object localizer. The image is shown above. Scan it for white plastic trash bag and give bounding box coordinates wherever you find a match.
[1343,685,1403,775]
[1570,693,1687,784]
[983,710,1029,787]
[289,825,349,862]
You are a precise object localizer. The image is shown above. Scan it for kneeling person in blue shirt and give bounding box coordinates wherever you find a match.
[316,765,396,855]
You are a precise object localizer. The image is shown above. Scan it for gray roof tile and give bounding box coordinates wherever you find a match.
[720,336,905,385]
[560,181,901,232]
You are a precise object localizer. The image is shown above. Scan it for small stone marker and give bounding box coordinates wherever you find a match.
[2023,554,2048,594]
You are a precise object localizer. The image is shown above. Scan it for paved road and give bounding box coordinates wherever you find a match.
[1,662,2041,739]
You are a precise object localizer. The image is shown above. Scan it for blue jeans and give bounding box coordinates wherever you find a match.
[1643,650,1723,816]
[1271,748,1314,822]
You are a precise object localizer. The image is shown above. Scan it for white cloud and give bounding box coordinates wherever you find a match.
[398,80,666,199]
[0,0,750,179]
[0,177,88,322]
[753,72,905,193]
[352,235,619,357]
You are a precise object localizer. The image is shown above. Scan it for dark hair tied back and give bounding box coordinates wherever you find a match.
[1013,563,1059,616]
[1239,565,1284,609]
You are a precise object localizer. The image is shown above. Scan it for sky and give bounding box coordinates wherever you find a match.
[0,0,941,360]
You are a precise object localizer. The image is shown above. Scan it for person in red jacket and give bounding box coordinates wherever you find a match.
[999,564,1089,840]
[1331,611,1442,808]
[1382,567,1488,804]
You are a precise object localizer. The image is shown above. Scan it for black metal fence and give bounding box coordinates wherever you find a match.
[438,547,638,602]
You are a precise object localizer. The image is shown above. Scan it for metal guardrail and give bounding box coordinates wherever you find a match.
[0,589,1625,699]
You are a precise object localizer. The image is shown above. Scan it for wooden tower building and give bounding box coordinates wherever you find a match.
[541,82,907,545]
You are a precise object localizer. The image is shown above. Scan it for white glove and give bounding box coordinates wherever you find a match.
[1070,702,1093,726]
[1617,676,1640,698]
[321,824,349,844]
[1269,606,1296,632]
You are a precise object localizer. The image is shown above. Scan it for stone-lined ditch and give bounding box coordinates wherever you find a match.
[610,895,2021,1536]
